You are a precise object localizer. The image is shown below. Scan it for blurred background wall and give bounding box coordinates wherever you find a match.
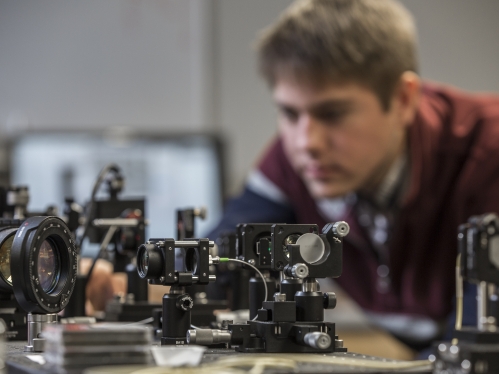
[1,0,498,197]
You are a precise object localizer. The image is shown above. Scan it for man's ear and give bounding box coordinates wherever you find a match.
[392,71,422,127]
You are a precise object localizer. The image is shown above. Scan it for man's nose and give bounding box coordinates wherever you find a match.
[296,115,328,154]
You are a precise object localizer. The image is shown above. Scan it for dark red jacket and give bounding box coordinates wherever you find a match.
[258,83,499,321]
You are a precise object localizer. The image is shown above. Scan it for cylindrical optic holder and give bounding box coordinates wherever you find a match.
[25,313,58,352]
[161,286,194,345]
[295,291,324,322]
[280,278,303,302]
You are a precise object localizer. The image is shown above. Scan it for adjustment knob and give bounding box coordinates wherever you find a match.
[304,332,331,350]
[177,295,194,311]
[332,221,350,237]
[323,292,337,309]
[291,263,309,279]
[187,329,231,345]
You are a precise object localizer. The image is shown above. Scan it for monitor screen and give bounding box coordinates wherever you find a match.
[9,132,224,248]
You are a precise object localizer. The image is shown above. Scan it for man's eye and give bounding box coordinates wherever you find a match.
[280,108,299,123]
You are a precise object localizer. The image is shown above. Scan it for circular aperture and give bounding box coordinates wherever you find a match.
[296,233,326,264]
[37,238,60,293]
[0,234,14,286]
[11,216,77,314]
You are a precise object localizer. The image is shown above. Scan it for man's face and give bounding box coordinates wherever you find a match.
[273,79,409,199]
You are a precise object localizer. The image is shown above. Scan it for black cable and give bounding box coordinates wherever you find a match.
[79,163,121,281]
[77,163,121,250]
[86,225,118,281]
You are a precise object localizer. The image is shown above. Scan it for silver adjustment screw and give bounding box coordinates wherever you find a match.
[291,263,309,279]
[186,328,231,345]
[332,221,350,237]
[304,332,331,350]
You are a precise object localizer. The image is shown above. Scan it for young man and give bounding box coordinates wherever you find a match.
[209,0,499,350]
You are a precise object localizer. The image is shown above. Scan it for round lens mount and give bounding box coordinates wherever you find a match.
[137,243,163,279]
[11,216,77,314]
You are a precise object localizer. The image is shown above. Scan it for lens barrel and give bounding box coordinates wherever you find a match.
[137,243,163,279]
[10,216,77,314]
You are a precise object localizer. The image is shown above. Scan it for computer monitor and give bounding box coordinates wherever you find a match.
[9,131,224,246]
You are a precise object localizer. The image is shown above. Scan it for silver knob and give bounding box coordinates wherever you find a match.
[332,221,350,237]
[291,263,309,279]
[304,332,331,350]
[187,329,231,345]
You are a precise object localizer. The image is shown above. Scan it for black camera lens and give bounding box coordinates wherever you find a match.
[7,216,77,314]
[137,243,163,279]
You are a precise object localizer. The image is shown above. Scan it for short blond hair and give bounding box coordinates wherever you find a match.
[256,0,418,110]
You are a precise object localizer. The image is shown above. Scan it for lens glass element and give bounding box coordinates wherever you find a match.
[37,239,60,293]
[0,235,13,286]
[141,249,149,273]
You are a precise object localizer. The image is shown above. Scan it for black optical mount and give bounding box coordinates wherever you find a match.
[175,207,225,327]
[434,213,499,373]
[177,207,206,241]
[137,238,216,345]
[11,216,77,314]
[0,216,77,351]
[188,221,349,354]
